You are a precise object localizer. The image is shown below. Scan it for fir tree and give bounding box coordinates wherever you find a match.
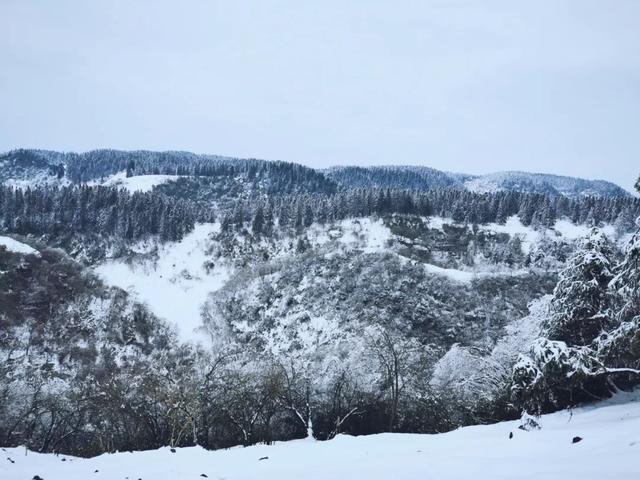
[544,229,614,345]
[251,205,265,237]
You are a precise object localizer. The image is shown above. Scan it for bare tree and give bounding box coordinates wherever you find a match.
[275,360,315,439]
[326,370,364,438]
[368,328,423,432]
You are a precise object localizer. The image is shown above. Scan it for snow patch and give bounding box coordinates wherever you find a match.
[423,263,476,282]
[423,262,529,283]
[94,223,230,342]
[94,171,182,192]
[0,236,39,256]
[553,219,615,240]
[433,215,618,254]
[308,218,393,253]
[2,172,70,189]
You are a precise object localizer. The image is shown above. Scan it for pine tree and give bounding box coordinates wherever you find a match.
[594,174,640,376]
[614,209,636,239]
[611,229,640,323]
[511,338,603,414]
[251,205,264,237]
[544,228,614,345]
[126,160,135,178]
[263,204,274,236]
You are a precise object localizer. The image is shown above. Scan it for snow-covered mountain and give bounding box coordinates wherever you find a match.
[0,149,633,198]
[1,147,639,465]
[324,165,473,191]
[463,171,631,198]
[327,165,632,198]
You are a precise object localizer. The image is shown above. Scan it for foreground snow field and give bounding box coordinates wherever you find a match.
[3,394,639,480]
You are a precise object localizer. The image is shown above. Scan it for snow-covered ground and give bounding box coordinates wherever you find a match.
[0,236,39,256]
[308,217,393,254]
[3,393,639,480]
[91,171,182,192]
[422,262,529,283]
[423,262,477,282]
[95,223,230,342]
[430,215,618,254]
[2,171,71,189]
[487,216,616,252]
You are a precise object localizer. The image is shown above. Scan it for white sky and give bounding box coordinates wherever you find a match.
[1,1,639,192]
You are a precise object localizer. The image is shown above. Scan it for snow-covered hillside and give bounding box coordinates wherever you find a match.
[3,393,638,480]
[95,223,230,341]
[464,171,631,198]
[92,215,622,342]
[327,164,632,198]
[476,216,619,253]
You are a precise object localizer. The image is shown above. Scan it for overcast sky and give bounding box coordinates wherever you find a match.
[1,1,638,192]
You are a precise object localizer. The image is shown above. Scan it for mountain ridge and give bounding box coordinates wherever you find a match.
[0,148,632,198]
[325,164,631,198]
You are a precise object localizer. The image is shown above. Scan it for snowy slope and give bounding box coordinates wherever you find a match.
[307,217,393,254]
[94,215,620,342]
[0,236,39,256]
[95,223,230,341]
[3,393,639,480]
[478,216,617,253]
[426,215,620,270]
[1,173,70,189]
[93,171,182,192]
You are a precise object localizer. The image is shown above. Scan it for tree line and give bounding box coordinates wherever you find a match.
[1,182,638,252]
[0,185,204,243]
[225,188,640,237]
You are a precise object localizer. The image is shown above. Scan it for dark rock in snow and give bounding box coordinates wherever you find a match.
[170,448,176,453]
[509,432,513,439]
[259,456,269,461]
[572,436,583,444]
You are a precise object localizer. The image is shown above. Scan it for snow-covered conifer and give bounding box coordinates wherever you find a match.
[544,229,614,345]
